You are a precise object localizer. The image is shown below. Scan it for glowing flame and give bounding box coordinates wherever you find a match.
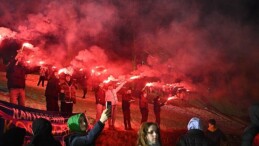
[22,42,34,49]
[146,82,153,87]
[103,79,111,83]
[26,60,31,64]
[167,96,177,101]
[79,68,83,71]
[0,35,3,42]
[58,67,74,75]
[39,61,45,65]
[103,75,117,83]
[129,75,141,80]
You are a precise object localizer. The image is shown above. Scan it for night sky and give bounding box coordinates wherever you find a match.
[0,0,259,107]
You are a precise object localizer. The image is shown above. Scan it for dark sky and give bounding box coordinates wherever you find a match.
[0,0,259,106]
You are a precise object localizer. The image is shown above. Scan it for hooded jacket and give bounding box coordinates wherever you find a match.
[0,126,26,146]
[26,118,61,146]
[65,113,105,146]
[177,117,210,146]
[241,103,259,146]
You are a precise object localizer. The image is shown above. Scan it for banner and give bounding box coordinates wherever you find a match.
[0,100,71,140]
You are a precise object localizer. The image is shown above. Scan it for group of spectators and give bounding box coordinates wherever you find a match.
[3,58,259,146]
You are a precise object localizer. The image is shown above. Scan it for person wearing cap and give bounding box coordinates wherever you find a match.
[205,119,227,146]
[64,109,111,146]
[176,117,210,146]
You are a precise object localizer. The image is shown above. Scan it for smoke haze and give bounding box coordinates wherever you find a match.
[0,0,259,108]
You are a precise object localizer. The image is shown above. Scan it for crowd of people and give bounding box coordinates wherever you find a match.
[2,58,259,146]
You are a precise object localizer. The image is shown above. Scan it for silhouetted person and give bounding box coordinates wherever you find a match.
[26,118,61,146]
[241,103,259,146]
[122,88,135,130]
[79,72,88,98]
[176,117,210,146]
[94,83,106,122]
[6,59,29,106]
[139,91,149,124]
[0,126,26,146]
[45,71,60,111]
[37,67,48,87]
[153,96,167,127]
[205,119,227,146]
[64,109,111,146]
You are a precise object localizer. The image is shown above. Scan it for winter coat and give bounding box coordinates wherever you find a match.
[45,76,60,98]
[6,61,27,89]
[177,117,210,146]
[0,126,26,146]
[205,128,227,146]
[65,113,105,146]
[241,103,259,146]
[26,118,61,146]
[60,81,77,103]
[139,95,148,109]
[122,93,133,111]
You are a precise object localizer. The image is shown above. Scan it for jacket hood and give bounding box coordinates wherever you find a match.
[249,103,259,126]
[32,118,52,137]
[67,113,88,132]
[187,117,203,131]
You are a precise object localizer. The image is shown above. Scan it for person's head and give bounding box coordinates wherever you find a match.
[65,74,71,82]
[2,126,26,146]
[187,117,203,131]
[137,122,161,146]
[208,119,216,128]
[99,83,104,88]
[142,91,147,98]
[126,88,132,94]
[32,118,52,137]
[67,113,89,133]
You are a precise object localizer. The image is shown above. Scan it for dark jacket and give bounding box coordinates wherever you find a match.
[205,128,227,146]
[26,118,61,146]
[241,103,259,146]
[45,75,60,98]
[177,117,210,146]
[6,61,27,89]
[153,97,165,113]
[177,129,210,146]
[0,126,26,146]
[122,93,133,111]
[139,94,148,109]
[65,114,105,146]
